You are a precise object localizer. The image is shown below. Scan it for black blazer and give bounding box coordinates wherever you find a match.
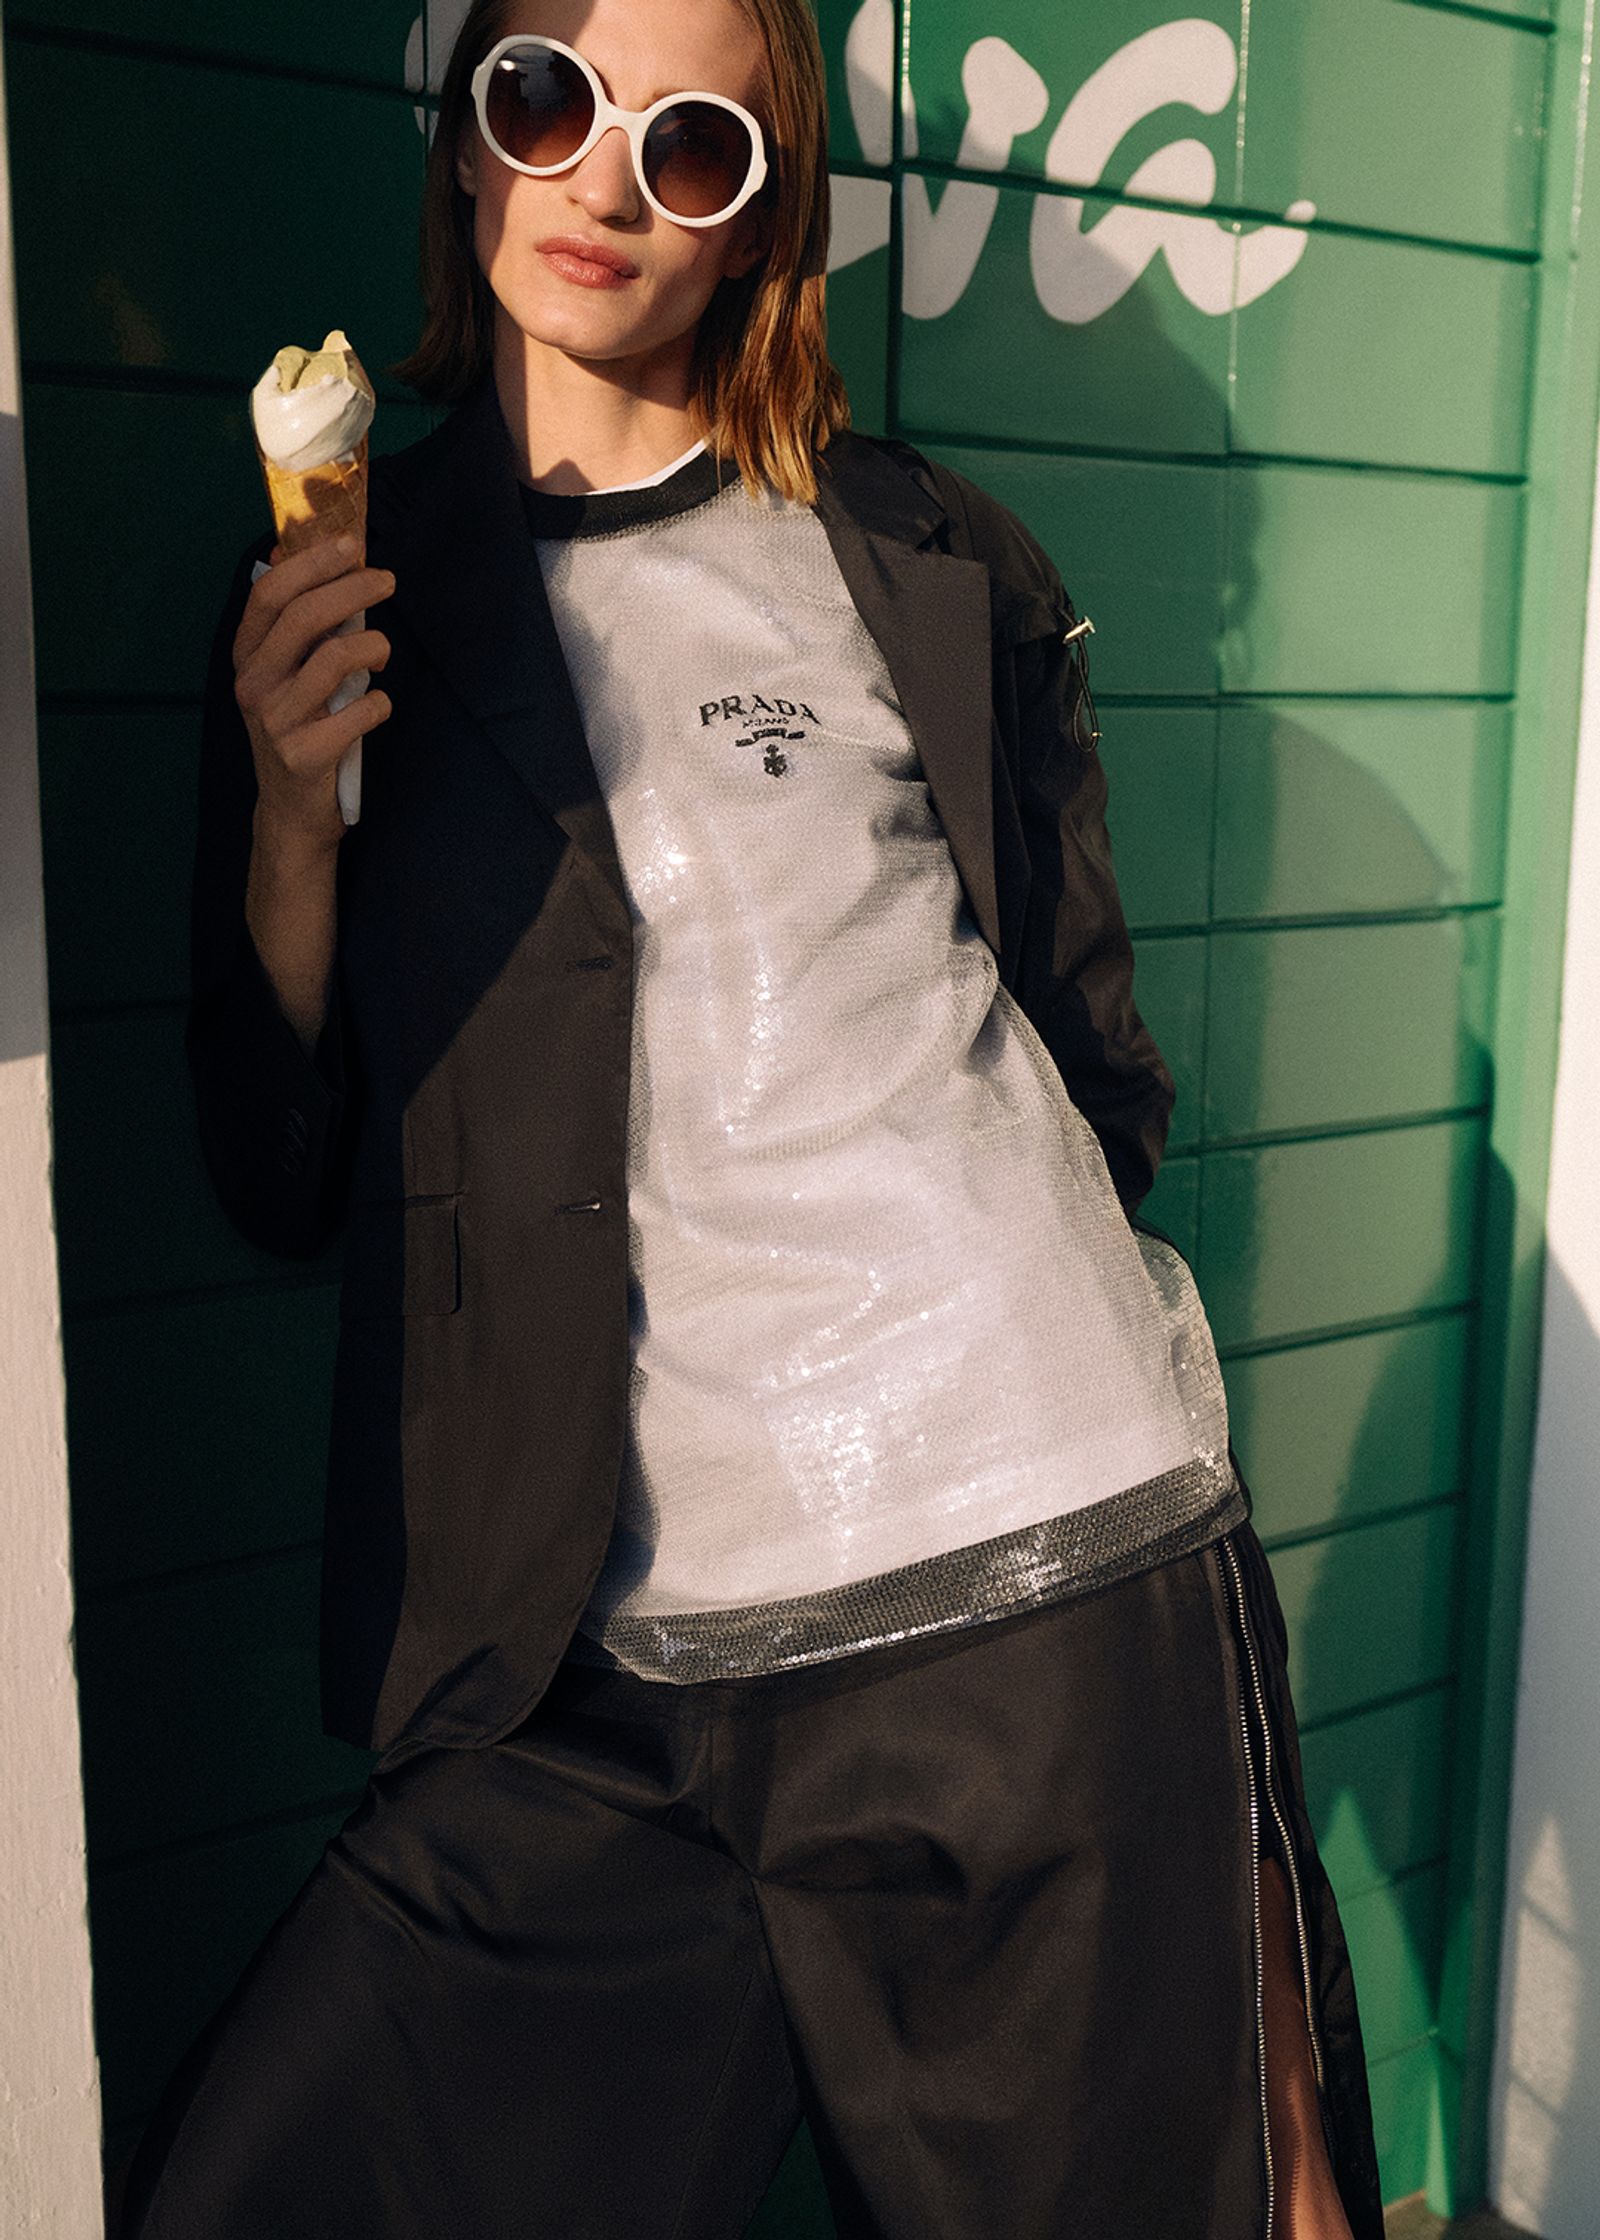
[190,371,1176,1759]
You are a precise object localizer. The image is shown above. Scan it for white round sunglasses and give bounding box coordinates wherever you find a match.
[469,33,770,228]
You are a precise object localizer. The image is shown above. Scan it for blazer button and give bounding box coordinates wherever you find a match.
[556,1196,603,1214]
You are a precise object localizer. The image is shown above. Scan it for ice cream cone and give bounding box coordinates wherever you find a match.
[248,330,378,827]
[257,432,369,560]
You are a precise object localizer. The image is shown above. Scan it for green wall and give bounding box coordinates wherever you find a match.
[5,0,1594,2221]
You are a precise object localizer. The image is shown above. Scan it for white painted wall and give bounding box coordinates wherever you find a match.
[1490,423,1600,2236]
[0,32,106,2239]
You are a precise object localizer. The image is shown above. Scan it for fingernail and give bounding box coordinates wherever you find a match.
[335,534,358,559]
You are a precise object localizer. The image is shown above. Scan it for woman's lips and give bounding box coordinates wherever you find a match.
[537,237,639,288]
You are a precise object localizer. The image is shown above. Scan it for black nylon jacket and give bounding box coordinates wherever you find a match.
[190,373,1387,2239]
[191,369,1176,1759]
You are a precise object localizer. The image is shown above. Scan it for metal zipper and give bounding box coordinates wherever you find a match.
[1220,1533,1329,2110]
[1230,1568,1275,2239]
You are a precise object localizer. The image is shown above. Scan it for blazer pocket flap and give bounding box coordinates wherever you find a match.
[340,1194,461,1320]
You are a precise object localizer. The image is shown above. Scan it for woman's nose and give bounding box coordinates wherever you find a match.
[566,123,641,222]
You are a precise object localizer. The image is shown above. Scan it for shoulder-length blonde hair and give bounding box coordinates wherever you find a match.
[389,0,851,504]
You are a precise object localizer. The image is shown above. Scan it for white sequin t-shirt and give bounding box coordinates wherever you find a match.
[518,443,1247,1682]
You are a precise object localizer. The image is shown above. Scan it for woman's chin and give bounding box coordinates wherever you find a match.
[496,296,700,377]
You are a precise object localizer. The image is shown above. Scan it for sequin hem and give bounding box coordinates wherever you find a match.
[567,1458,1250,1682]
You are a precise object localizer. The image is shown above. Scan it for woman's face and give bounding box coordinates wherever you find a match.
[455,0,774,384]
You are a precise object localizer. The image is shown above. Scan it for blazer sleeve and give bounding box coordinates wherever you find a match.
[187,539,357,1260]
[1003,592,1176,1220]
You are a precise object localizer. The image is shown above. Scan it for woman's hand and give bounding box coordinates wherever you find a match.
[233,533,396,856]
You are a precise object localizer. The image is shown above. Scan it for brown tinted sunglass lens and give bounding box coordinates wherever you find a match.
[484,45,593,167]
[643,102,754,218]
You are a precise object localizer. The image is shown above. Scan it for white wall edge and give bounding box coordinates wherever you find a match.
[1489,407,1600,2234]
[0,28,106,2238]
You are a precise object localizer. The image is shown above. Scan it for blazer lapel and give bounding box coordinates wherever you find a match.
[810,439,1000,956]
[375,380,1001,956]
[374,373,624,884]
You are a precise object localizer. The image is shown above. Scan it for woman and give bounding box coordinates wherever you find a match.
[122,0,1385,2233]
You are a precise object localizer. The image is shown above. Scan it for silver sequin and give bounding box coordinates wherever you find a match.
[532,475,1245,1683]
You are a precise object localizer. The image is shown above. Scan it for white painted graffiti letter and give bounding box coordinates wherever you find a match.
[831,3,1314,325]
[1028,20,1315,323]
[901,37,1050,319]
[836,0,1051,307]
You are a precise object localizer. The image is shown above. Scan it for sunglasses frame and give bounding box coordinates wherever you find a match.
[468,33,770,229]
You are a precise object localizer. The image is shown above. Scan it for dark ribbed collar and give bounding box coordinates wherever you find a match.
[517,442,740,539]
[370,373,1008,955]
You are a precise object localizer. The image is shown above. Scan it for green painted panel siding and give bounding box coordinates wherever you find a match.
[1198,1119,1485,1348]
[64,1291,336,1590]
[1339,1864,1450,2065]
[1139,1150,1201,1261]
[48,1013,343,1307]
[745,2133,839,2240]
[930,448,1228,695]
[1224,467,1523,697]
[91,1806,352,2143]
[1123,934,1206,1153]
[905,195,1534,476]
[1365,2039,1449,2219]
[930,451,1522,700]
[1204,916,1499,1139]
[22,385,434,699]
[6,1,419,78]
[1230,232,1535,476]
[36,704,199,1011]
[899,183,1233,457]
[73,1555,371,1862]
[1298,1686,1453,1899]
[1095,708,1215,932]
[1267,1503,1461,1727]
[1223,1316,1473,1539]
[901,0,1545,247]
[1212,703,1511,921]
[822,217,891,431]
[902,1,1242,202]
[1242,0,1546,251]
[6,42,425,389]
[8,0,1563,2210]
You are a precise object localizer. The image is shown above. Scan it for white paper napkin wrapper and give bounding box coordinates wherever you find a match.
[250,557,363,825]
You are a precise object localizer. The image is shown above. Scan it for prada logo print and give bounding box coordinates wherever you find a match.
[698,691,819,778]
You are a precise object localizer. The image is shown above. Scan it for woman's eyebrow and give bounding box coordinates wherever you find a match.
[587,61,712,106]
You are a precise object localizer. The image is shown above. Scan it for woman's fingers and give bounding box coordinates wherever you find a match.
[255,681,393,794]
[267,627,393,738]
[234,553,393,743]
[242,565,395,696]
[288,687,394,774]
[231,542,398,847]
[235,536,367,667]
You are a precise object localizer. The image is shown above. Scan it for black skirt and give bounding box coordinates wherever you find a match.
[119,1516,1385,2240]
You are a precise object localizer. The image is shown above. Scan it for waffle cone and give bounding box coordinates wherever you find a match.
[257,433,369,562]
